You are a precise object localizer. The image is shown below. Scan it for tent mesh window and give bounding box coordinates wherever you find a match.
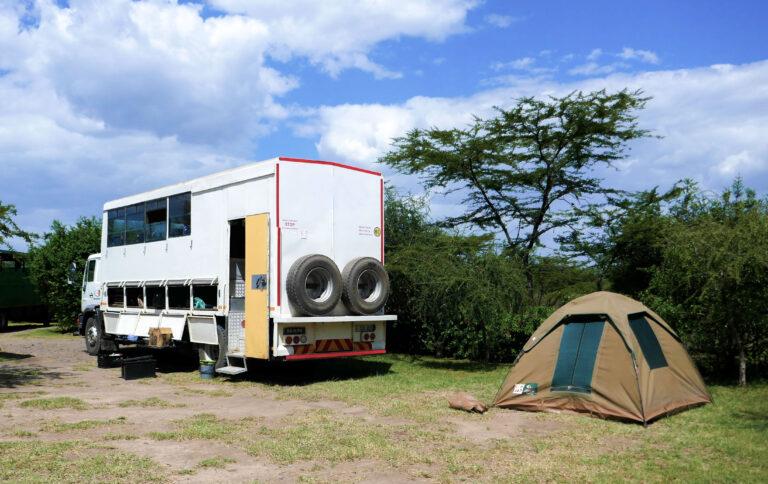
[628,314,668,369]
[551,320,605,394]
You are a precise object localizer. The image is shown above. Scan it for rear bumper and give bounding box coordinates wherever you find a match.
[285,349,386,360]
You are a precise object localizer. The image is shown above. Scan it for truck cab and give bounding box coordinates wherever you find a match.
[81,254,101,313]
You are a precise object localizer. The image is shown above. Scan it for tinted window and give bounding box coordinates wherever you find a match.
[629,315,668,370]
[107,288,124,307]
[169,193,191,238]
[145,198,167,242]
[107,208,125,247]
[125,204,145,245]
[168,285,189,309]
[86,260,96,282]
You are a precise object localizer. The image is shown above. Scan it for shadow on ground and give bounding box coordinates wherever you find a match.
[0,351,34,362]
[0,365,66,388]
[88,342,395,387]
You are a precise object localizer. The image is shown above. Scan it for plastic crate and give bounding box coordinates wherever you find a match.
[121,355,156,380]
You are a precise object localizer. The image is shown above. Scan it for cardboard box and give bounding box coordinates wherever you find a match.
[148,327,173,347]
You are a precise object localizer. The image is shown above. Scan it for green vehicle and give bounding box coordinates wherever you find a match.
[0,250,48,330]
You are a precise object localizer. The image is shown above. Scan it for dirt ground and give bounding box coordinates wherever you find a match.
[0,327,560,483]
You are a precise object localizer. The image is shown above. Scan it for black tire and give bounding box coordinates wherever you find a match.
[0,312,7,332]
[286,254,342,316]
[84,316,102,356]
[198,325,227,370]
[341,257,389,315]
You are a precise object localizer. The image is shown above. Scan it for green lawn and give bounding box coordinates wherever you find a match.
[157,354,768,482]
[2,352,765,482]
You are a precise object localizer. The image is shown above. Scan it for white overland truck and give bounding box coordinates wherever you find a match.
[75,157,395,374]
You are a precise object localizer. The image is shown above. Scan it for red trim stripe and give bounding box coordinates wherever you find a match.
[278,157,381,176]
[286,349,386,360]
[380,178,384,263]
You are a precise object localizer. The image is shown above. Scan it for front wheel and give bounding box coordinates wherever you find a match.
[84,317,102,356]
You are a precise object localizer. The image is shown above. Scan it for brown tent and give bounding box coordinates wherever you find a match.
[494,291,710,424]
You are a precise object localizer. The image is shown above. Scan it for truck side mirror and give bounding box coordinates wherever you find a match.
[66,262,77,285]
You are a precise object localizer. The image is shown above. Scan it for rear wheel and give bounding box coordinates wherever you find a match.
[0,312,7,331]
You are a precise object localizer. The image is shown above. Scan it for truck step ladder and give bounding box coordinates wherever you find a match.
[216,352,248,375]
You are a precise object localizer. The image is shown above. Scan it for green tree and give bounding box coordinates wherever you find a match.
[384,187,527,361]
[0,201,35,248]
[557,185,682,292]
[380,89,652,295]
[27,217,101,330]
[644,179,768,385]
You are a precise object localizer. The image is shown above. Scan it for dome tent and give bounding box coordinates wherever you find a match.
[494,292,710,424]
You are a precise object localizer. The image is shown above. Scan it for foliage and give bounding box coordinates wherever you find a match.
[380,89,652,293]
[27,217,101,330]
[643,179,768,385]
[384,187,586,362]
[557,184,683,293]
[0,201,35,248]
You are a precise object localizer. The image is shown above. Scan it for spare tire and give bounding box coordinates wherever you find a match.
[286,254,342,316]
[341,257,390,315]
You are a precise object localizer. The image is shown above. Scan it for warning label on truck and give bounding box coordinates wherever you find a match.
[358,225,373,236]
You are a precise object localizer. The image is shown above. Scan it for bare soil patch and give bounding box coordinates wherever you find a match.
[0,327,563,483]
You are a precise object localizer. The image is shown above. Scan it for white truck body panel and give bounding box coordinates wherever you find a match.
[94,157,392,359]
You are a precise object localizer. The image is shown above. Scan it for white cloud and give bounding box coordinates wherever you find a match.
[569,62,628,76]
[0,0,480,247]
[300,60,768,194]
[492,56,555,75]
[587,48,602,60]
[211,0,477,78]
[485,13,515,28]
[618,47,659,64]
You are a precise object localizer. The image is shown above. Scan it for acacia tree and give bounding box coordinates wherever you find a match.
[380,89,652,294]
[0,201,35,248]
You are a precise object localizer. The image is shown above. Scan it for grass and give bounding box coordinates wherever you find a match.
[12,326,76,339]
[156,355,768,482]
[0,440,164,482]
[20,396,88,410]
[40,416,128,433]
[198,456,237,468]
[118,397,185,408]
[0,391,47,401]
[148,413,251,442]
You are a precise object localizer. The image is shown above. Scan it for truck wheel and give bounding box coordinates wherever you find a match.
[198,325,227,370]
[341,257,389,315]
[84,317,102,356]
[286,254,342,316]
[0,312,7,331]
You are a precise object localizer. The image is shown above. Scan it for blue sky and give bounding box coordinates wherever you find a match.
[1,0,767,249]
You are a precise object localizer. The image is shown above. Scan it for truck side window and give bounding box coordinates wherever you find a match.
[145,198,167,242]
[86,260,96,282]
[125,287,143,308]
[125,204,145,245]
[107,208,125,247]
[145,286,165,309]
[168,193,191,238]
[168,285,190,309]
[192,285,216,310]
[107,288,124,307]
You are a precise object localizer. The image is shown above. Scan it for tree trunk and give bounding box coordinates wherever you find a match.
[729,321,747,386]
[736,336,746,387]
